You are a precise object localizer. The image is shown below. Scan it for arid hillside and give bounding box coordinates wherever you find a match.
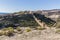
[0,10,60,40]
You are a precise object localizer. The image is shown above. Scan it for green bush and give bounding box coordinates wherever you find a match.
[0,31,3,36]
[2,27,14,36]
[36,26,46,30]
[56,30,60,33]
[16,27,21,31]
[25,27,31,32]
[2,28,8,31]
[8,27,14,32]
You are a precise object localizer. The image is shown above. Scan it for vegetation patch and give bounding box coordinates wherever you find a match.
[0,27,14,36]
[25,27,31,32]
[16,27,21,31]
[56,29,60,33]
[36,26,46,30]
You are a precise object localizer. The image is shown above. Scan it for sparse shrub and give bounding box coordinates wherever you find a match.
[0,31,3,36]
[2,28,8,31]
[16,27,21,31]
[0,30,7,36]
[36,26,45,30]
[2,27,14,36]
[56,30,60,33]
[3,31,9,36]
[7,27,14,32]
[25,27,31,32]
[56,24,60,28]
[4,31,14,36]
[6,27,14,36]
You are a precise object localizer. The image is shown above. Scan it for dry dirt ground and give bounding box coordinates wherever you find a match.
[0,27,60,40]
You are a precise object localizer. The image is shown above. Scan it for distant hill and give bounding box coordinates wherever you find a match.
[0,12,12,16]
[0,12,9,14]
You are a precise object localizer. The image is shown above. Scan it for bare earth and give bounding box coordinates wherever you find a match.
[0,27,60,40]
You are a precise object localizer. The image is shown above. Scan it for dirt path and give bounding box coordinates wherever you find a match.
[32,14,48,28]
[32,14,43,27]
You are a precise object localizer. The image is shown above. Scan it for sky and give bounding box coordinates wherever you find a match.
[0,0,60,13]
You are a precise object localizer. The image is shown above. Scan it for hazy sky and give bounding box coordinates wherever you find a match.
[0,0,60,13]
